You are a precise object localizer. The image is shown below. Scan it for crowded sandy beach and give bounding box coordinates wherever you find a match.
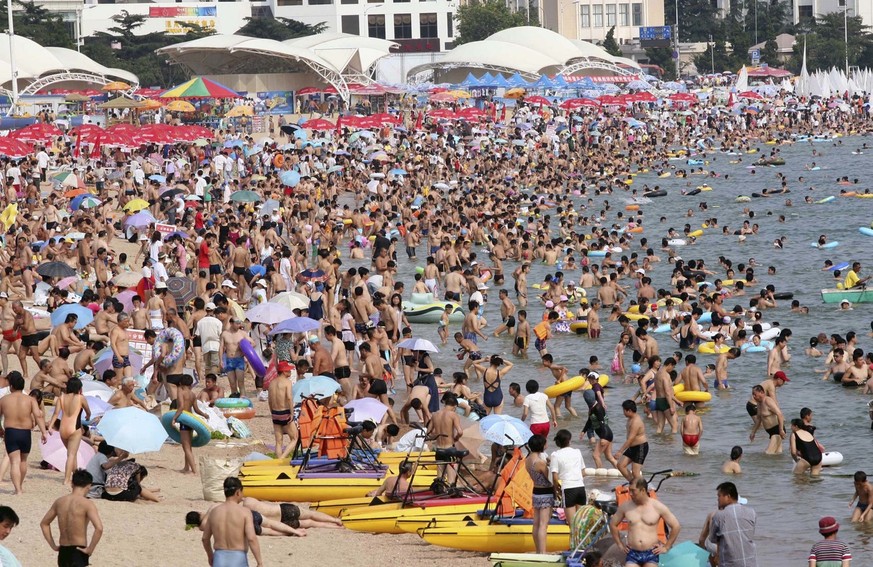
[0,64,870,567]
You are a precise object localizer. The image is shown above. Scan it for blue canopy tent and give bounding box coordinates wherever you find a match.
[507,73,530,88]
[479,72,497,87]
[551,75,569,88]
[533,75,555,89]
[460,73,482,88]
[573,77,598,90]
[492,74,511,88]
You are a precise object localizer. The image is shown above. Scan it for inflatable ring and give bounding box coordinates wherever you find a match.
[627,226,644,233]
[688,230,703,238]
[625,204,640,211]
[697,341,730,354]
[214,398,254,409]
[544,374,608,398]
[220,407,256,420]
[161,411,210,447]
[240,339,266,378]
[570,321,588,334]
[156,328,185,369]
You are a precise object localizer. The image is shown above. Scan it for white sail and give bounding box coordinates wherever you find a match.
[735,65,749,91]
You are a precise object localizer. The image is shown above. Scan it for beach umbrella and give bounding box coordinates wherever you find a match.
[389,168,407,176]
[279,170,301,187]
[270,291,310,310]
[160,77,239,99]
[302,118,336,131]
[112,272,142,288]
[280,124,302,136]
[36,261,77,279]
[524,95,551,106]
[297,268,326,282]
[259,199,280,216]
[70,195,100,211]
[345,398,389,423]
[149,174,166,183]
[114,289,137,312]
[11,123,62,143]
[102,81,131,92]
[84,396,113,422]
[123,211,156,228]
[328,165,344,174]
[52,171,84,189]
[166,276,196,305]
[41,432,95,472]
[97,407,168,454]
[245,302,295,325]
[504,88,525,99]
[56,276,79,290]
[225,105,254,118]
[229,190,261,203]
[269,317,320,335]
[123,199,150,212]
[396,338,439,353]
[738,91,764,100]
[0,138,32,158]
[292,375,341,404]
[80,379,115,402]
[457,418,486,460]
[479,414,532,446]
[166,230,189,240]
[51,304,94,329]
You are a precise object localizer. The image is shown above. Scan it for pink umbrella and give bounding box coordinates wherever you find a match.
[40,432,95,472]
[114,289,137,313]
[57,276,79,290]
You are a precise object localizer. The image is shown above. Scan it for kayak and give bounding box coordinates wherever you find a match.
[240,452,434,469]
[341,497,493,534]
[418,518,570,553]
[241,471,435,502]
[820,288,873,304]
[489,553,565,567]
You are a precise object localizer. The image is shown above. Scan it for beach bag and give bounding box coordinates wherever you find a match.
[468,400,488,420]
[199,456,243,502]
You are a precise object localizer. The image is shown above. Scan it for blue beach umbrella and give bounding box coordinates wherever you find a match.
[51,304,94,329]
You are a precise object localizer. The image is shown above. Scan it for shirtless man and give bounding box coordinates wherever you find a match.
[399,385,432,424]
[109,313,133,380]
[201,477,263,567]
[767,334,790,377]
[31,358,66,396]
[325,326,352,402]
[91,301,117,344]
[615,400,649,482]
[269,362,297,459]
[444,266,466,303]
[513,310,531,358]
[749,384,785,454]
[0,293,20,375]
[198,374,225,404]
[541,354,577,418]
[130,295,149,330]
[842,350,872,387]
[230,241,250,293]
[492,289,516,337]
[652,357,677,434]
[453,332,482,380]
[679,404,703,455]
[107,376,148,409]
[310,337,334,378]
[610,477,681,567]
[512,263,529,307]
[679,354,708,392]
[746,371,788,424]
[219,317,249,397]
[0,371,47,493]
[14,301,57,374]
[850,471,873,522]
[429,393,464,482]
[462,301,488,344]
[40,469,103,567]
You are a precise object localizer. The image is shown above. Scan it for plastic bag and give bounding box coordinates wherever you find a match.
[199,456,243,502]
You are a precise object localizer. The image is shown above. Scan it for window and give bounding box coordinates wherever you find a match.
[580,4,590,26]
[395,0,411,4]
[446,12,453,36]
[393,13,412,39]
[341,0,357,4]
[420,13,438,38]
[619,3,629,25]
[593,4,603,26]
[368,15,386,38]
[276,0,302,5]
[798,5,813,19]
[606,4,616,26]
[341,14,360,34]
[309,0,331,4]
[632,2,642,25]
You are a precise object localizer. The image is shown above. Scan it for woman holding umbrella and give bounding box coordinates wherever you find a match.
[48,377,91,487]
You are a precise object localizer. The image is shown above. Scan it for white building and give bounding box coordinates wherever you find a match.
[539,0,664,44]
[793,0,872,24]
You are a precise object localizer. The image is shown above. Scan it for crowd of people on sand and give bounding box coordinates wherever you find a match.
[0,80,867,566]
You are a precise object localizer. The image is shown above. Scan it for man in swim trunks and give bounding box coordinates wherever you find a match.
[513,310,531,358]
[492,289,516,337]
[850,471,873,522]
[219,318,249,397]
[201,477,263,567]
[615,399,649,482]
[652,357,677,434]
[325,325,353,402]
[679,404,703,455]
[0,371,48,493]
[749,384,785,454]
[40,469,104,567]
[269,361,297,459]
[109,313,133,380]
[610,477,681,566]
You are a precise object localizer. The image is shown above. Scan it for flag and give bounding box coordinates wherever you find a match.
[414,111,424,131]
[335,116,342,136]
[499,106,506,123]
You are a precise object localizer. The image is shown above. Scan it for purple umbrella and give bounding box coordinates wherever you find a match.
[114,289,137,313]
[269,317,320,335]
[40,432,95,472]
[124,211,156,228]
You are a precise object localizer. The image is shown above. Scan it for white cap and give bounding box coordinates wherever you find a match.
[255,280,267,287]
[635,269,646,275]
[221,279,237,289]
[0,292,8,299]
[205,302,216,310]
[155,281,167,289]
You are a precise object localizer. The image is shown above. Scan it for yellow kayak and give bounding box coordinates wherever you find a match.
[341,497,494,534]
[311,496,395,517]
[241,472,435,502]
[418,519,570,553]
[241,452,434,468]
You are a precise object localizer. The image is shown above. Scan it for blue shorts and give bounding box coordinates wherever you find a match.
[626,547,658,566]
[534,338,547,352]
[213,549,248,567]
[223,356,246,372]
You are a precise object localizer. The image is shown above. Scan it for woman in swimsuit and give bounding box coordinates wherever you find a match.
[473,355,514,415]
[789,418,823,476]
[525,434,555,554]
[49,377,90,486]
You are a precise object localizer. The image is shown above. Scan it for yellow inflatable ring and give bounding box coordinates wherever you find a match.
[697,341,730,354]
[544,374,609,398]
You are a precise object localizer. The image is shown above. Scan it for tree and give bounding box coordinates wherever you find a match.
[235,17,326,41]
[601,26,622,57]
[0,1,74,49]
[645,47,677,79]
[761,37,778,64]
[693,36,733,73]
[664,0,720,42]
[454,0,533,45]
[788,12,872,72]
[83,10,215,87]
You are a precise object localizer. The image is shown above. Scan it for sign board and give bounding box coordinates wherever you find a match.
[149,7,218,35]
[639,26,672,48]
[155,223,177,235]
[750,49,760,65]
[392,38,441,53]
